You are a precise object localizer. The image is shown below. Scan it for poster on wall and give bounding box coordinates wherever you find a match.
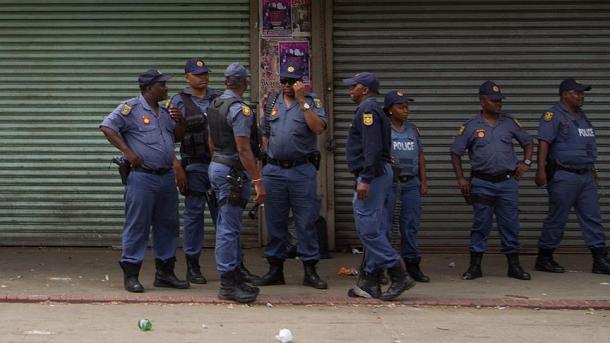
[291,0,311,36]
[278,40,311,90]
[260,38,281,97]
[262,0,292,37]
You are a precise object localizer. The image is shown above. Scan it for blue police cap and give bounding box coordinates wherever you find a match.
[479,80,505,101]
[384,90,414,110]
[342,72,379,93]
[224,63,249,82]
[559,78,591,94]
[185,57,209,75]
[280,63,303,79]
[138,69,171,87]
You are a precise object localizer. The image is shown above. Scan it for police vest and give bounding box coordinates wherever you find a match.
[391,123,419,176]
[207,97,261,159]
[550,111,597,168]
[180,92,216,163]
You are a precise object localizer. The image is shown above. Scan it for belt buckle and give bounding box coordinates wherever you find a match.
[280,160,292,168]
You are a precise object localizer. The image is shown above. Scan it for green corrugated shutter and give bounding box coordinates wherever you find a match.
[0,0,256,246]
[332,0,610,248]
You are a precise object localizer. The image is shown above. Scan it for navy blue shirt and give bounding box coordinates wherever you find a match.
[264,92,327,160]
[391,122,421,177]
[537,102,598,168]
[101,95,176,170]
[346,96,392,183]
[451,113,532,175]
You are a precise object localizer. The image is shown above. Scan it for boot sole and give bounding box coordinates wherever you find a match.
[303,281,328,289]
[347,286,372,298]
[534,265,565,273]
[187,277,208,285]
[125,287,144,293]
[380,280,416,301]
[154,281,190,289]
[218,294,257,303]
[253,279,285,287]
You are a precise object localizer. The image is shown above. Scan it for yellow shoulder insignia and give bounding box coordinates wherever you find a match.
[543,111,554,122]
[363,113,373,126]
[242,105,251,117]
[313,98,322,109]
[458,125,465,135]
[163,99,171,109]
[120,104,132,116]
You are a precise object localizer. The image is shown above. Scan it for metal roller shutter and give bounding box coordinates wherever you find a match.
[332,0,610,249]
[0,0,256,247]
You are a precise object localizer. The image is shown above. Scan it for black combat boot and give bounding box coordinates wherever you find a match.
[350,270,382,299]
[302,260,328,289]
[239,261,261,284]
[185,254,207,284]
[253,257,285,286]
[534,248,565,273]
[506,253,531,280]
[404,258,430,283]
[153,257,190,289]
[591,247,610,275]
[218,268,258,303]
[119,261,144,293]
[380,264,415,301]
[462,252,483,280]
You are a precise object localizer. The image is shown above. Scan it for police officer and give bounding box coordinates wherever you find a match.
[254,63,328,289]
[451,81,533,281]
[170,57,222,285]
[344,72,415,301]
[100,69,190,292]
[208,63,266,303]
[534,79,610,275]
[384,90,430,282]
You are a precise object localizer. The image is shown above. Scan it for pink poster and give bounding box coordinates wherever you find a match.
[278,40,310,86]
[262,0,292,37]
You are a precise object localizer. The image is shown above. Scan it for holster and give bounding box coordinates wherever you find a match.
[308,151,321,171]
[112,156,131,185]
[545,158,556,183]
[219,168,248,208]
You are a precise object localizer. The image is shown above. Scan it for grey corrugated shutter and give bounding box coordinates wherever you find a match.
[0,0,256,247]
[332,0,610,249]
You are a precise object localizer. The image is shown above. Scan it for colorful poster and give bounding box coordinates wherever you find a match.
[262,0,292,37]
[260,38,281,98]
[279,41,311,86]
[291,0,311,36]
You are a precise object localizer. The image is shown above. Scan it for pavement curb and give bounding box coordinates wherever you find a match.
[2,294,610,310]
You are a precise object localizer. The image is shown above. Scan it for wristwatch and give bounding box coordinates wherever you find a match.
[523,159,532,166]
[302,103,311,110]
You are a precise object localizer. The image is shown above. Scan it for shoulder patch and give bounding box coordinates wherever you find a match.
[363,113,374,126]
[458,125,465,135]
[242,105,251,117]
[543,111,554,122]
[313,98,322,109]
[120,104,132,116]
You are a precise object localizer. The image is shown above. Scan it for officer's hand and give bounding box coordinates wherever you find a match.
[535,169,547,187]
[356,182,370,200]
[420,181,429,196]
[253,180,266,204]
[293,81,306,103]
[515,162,529,179]
[124,150,143,168]
[457,177,470,196]
[174,167,188,195]
[169,106,183,123]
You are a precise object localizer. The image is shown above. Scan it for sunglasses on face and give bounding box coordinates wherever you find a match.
[280,78,300,85]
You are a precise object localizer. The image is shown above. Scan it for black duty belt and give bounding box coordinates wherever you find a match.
[267,156,310,169]
[182,156,211,165]
[398,175,415,183]
[212,155,244,171]
[471,170,514,183]
[556,165,591,175]
[133,167,171,176]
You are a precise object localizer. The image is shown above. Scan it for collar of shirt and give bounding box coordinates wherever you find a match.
[475,111,506,127]
[556,101,584,120]
[391,121,408,133]
[356,96,378,112]
[277,91,299,111]
[138,94,159,115]
[222,89,242,100]
[183,87,219,100]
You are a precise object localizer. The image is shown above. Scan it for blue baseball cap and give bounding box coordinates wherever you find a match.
[479,80,505,101]
[224,63,249,82]
[384,90,414,110]
[138,69,171,87]
[280,63,303,79]
[559,78,591,94]
[185,57,209,74]
[342,72,380,93]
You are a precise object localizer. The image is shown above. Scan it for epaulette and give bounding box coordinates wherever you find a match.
[119,98,138,116]
[501,113,522,128]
